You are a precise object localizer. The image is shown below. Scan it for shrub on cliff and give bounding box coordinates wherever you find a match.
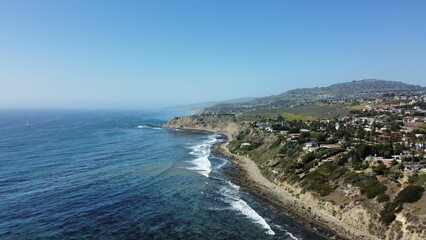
[344,174,387,199]
[373,162,388,175]
[278,141,299,155]
[342,171,358,184]
[408,173,426,187]
[376,193,390,203]
[357,176,387,199]
[380,204,397,225]
[302,152,316,163]
[236,129,250,140]
[317,162,347,180]
[287,173,300,183]
[300,162,345,196]
[301,173,335,196]
[380,185,425,225]
[270,136,285,148]
[228,140,241,153]
[394,185,425,204]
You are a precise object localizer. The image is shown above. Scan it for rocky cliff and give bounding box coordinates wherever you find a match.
[164,115,243,140]
[164,116,425,240]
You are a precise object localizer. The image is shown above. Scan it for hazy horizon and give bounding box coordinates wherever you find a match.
[1,1,425,109]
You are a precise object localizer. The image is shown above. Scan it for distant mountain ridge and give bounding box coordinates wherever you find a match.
[173,97,257,110]
[206,79,424,112]
[325,79,421,94]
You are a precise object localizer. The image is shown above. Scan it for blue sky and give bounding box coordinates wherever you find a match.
[1,1,425,109]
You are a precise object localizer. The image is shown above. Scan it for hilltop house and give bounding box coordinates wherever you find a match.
[403,116,415,124]
[240,142,251,148]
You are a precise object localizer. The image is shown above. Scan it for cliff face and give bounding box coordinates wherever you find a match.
[258,138,425,240]
[163,116,425,240]
[164,116,244,140]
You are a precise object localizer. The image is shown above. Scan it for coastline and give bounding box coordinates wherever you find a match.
[163,117,376,240]
[213,141,365,240]
[211,141,333,240]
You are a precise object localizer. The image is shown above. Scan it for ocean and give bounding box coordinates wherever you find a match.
[0,110,324,239]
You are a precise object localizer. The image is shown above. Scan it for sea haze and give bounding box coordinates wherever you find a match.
[0,110,321,239]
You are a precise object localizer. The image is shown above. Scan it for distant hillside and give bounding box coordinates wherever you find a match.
[326,79,421,95]
[174,97,257,111]
[205,79,424,113]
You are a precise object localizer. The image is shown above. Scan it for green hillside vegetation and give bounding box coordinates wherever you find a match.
[380,185,425,225]
[301,162,346,196]
[236,102,354,121]
[343,173,387,198]
[222,114,426,228]
[205,79,424,113]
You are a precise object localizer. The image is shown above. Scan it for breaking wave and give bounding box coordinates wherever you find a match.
[220,181,275,235]
[136,125,161,129]
[187,135,218,177]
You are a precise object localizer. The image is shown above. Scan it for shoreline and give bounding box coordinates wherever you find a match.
[211,142,333,239]
[212,139,341,240]
[173,128,331,238]
[163,121,375,240]
[214,138,375,240]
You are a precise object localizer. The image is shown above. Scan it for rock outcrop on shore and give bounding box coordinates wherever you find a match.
[164,116,243,140]
[164,115,426,240]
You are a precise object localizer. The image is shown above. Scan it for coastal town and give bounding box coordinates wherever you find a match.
[166,81,426,239]
[250,92,426,175]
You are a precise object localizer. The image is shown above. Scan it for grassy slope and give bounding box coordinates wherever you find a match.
[236,102,358,121]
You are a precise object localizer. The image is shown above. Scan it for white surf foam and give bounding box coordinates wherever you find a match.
[215,159,227,170]
[188,155,211,177]
[272,224,299,240]
[220,181,275,235]
[136,125,161,129]
[187,135,218,177]
[286,231,299,240]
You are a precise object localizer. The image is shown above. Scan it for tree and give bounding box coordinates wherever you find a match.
[317,133,326,142]
[394,185,425,203]
[373,162,387,175]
